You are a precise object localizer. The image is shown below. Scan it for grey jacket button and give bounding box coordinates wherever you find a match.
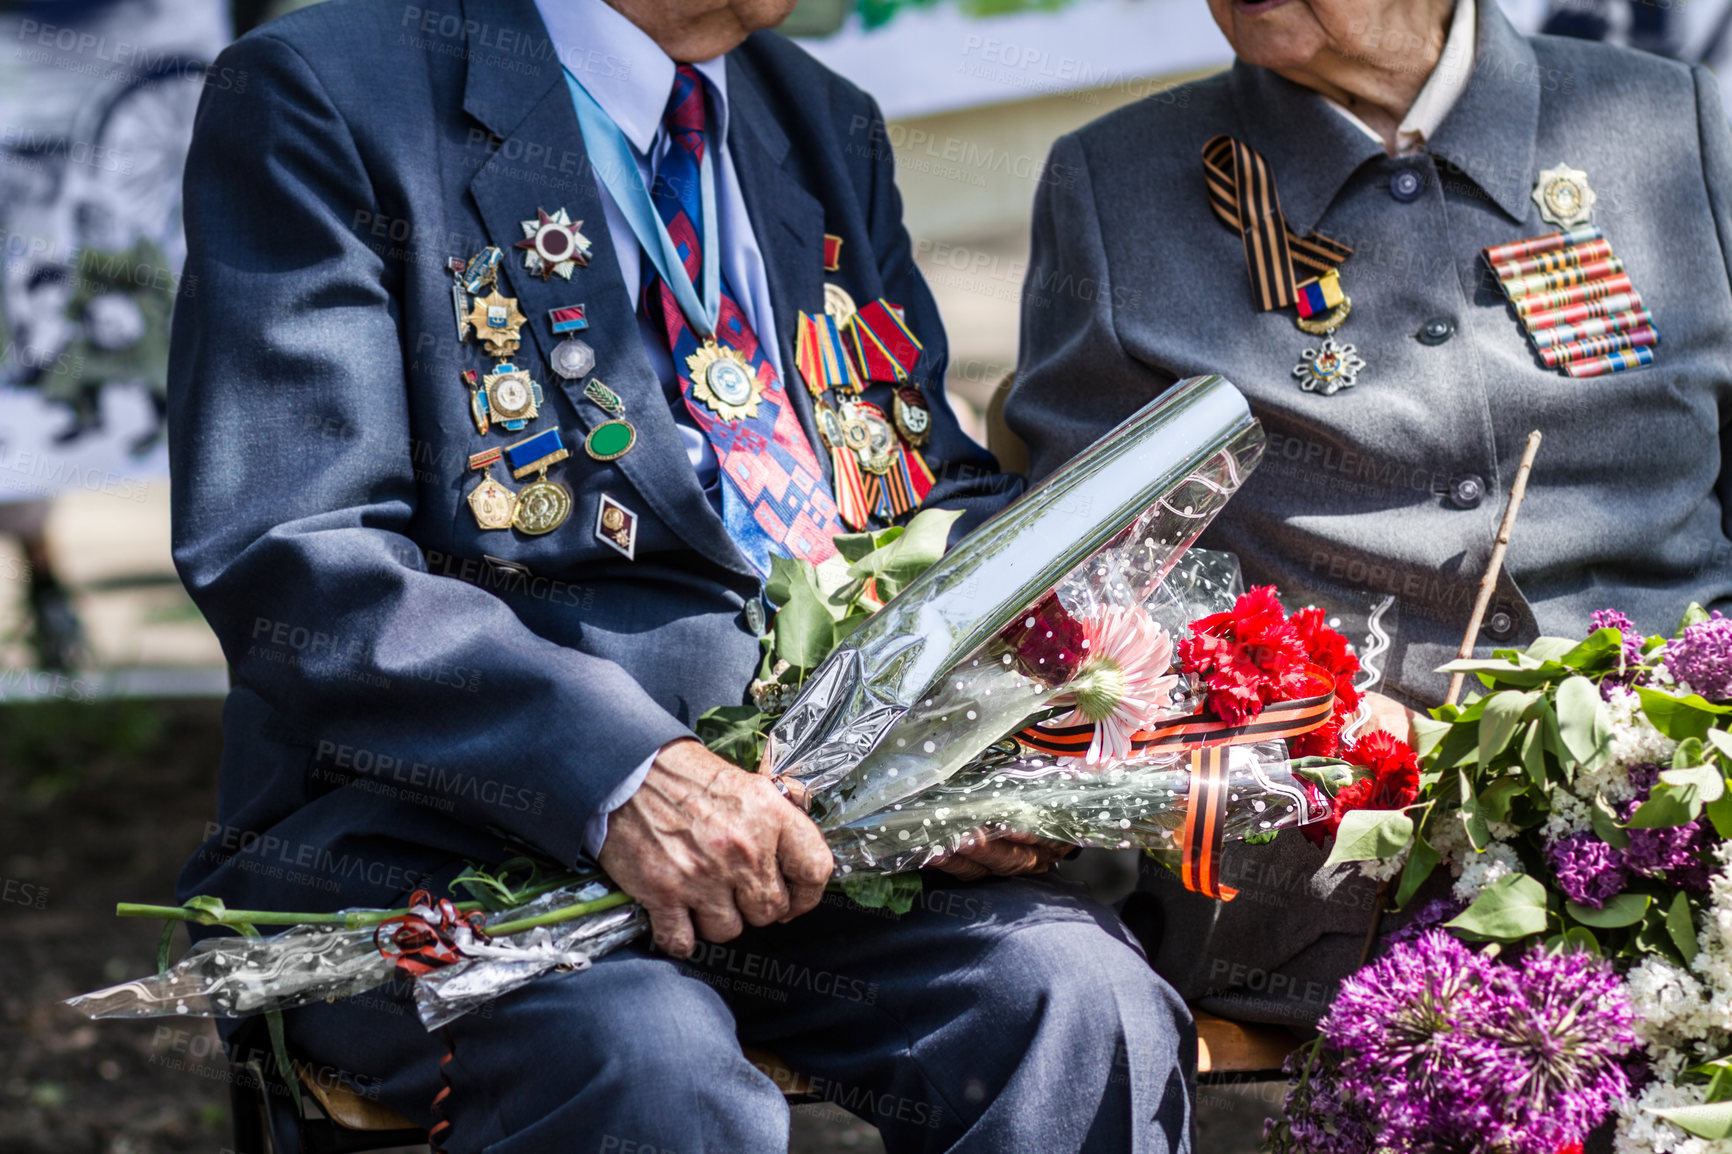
[1484,605,1518,641]
[744,598,766,636]
[1390,168,1424,202]
[1418,316,1455,345]
[1447,473,1485,509]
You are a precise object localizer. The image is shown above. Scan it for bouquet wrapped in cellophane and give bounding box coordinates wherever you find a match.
[70,374,1353,1036]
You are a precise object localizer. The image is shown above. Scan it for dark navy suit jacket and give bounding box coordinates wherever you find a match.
[168,0,1018,914]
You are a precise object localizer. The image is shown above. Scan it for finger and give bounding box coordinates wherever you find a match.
[962,841,1040,876]
[776,810,833,920]
[735,867,792,928]
[693,898,745,944]
[647,904,697,959]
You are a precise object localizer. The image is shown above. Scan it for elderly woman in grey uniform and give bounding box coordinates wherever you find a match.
[1007,0,1732,1025]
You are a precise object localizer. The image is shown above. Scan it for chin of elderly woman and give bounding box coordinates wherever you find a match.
[1006,0,1732,1028]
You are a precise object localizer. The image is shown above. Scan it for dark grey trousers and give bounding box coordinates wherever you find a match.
[287,873,1196,1154]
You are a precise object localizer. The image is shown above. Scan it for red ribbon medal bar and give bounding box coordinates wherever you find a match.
[1484,225,1659,378]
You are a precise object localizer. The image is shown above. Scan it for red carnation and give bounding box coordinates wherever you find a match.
[1177,586,1307,726]
[1302,730,1421,847]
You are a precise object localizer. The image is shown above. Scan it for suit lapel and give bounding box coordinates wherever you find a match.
[725,57,832,484]
[461,0,751,576]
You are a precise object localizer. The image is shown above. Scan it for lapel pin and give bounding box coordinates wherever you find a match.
[516,208,592,281]
[595,494,639,560]
[823,233,843,272]
[1533,163,1596,229]
[464,288,526,359]
[580,380,635,461]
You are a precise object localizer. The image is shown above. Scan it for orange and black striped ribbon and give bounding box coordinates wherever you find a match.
[1202,135,1353,311]
[1180,745,1237,901]
[1016,664,1338,904]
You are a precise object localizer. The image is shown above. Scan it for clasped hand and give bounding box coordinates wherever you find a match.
[599,739,1065,957]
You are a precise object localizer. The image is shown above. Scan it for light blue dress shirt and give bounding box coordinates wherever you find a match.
[532,0,787,855]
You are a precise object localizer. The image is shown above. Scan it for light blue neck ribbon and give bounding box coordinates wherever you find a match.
[563,67,721,339]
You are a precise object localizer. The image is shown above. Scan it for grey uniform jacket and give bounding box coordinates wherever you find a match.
[1007,4,1732,1021]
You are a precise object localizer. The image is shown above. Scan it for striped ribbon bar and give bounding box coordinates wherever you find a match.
[1203,135,1352,311]
[1566,345,1655,378]
[1180,746,1236,900]
[1523,291,1643,331]
[1530,307,1653,348]
[1513,273,1635,318]
[1503,256,1624,298]
[1483,225,1602,267]
[1491,236,1612,282]
[1540,324,1659,369]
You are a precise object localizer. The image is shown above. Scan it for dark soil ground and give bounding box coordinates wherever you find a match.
[0,698,1273,1153]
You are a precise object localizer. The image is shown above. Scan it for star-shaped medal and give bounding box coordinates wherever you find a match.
[516,208,592,281]
[1293,334,1366,396]
[464,289,527,359]
[1532,163,1596,229]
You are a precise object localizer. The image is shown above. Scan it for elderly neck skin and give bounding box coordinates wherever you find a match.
[603,0,797,62]
[1208,0,1457,151]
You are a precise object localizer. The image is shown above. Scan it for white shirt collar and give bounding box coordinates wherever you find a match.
[1327,0,1476,156]
[534,0,730,157]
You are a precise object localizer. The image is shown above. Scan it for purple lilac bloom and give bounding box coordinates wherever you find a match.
[1624,818,1716,892]
[1477,947,1638,1154]
[1265,1048,1374,1154]
[1320,931,1514,1150]
[1381,897,1464,950]
[1590,609,1647,690]
[1664,611,1732,700]
[1545,831,1629,909]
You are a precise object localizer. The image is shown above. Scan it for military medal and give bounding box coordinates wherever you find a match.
[551,338,596,381]
[594,494,639,560]
[581,380,636,461]
[479,364,542,431]
[464,448,518,531]
[823,283,857,327]
[515,208,591,281]
[686,341,764,422]
[502,428,572,535]
[464,289,527,359]
[1532,164,1596,229]
[892,387,931,447]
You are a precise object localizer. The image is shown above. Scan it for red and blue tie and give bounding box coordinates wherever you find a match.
[641,65,840,576]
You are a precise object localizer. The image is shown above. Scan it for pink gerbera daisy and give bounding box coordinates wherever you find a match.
[1049,607,1180,767]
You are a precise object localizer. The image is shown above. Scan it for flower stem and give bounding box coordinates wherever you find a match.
[114,901,485,930]
[485,890,634,937]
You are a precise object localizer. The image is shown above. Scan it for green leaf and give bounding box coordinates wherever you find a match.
[1556,926,1601,955]
[1637,686,1732,742]
[836,871,923,914]
[1664,761,1727,804]
[1675,736,1707,770]
[1707,788,1732,840]
[1526,636,1583,664]
[831,523,903,564]
[1479,777,1526,824]
[1393,831,1440,910]
[1565,893,1650,928]
[1648,1102,1732,1140]
[696,704,771,771]
[1703,1062,1732,1104]
[1479,691,1540,768]
[770,564,843,671]
[845,508,961,598]
[1559,628,1625,672]
[1556,676,1605,765]
[1458,770,1491,850]
[1410,715,1453,760]
[1241,829,1279,845]
[265,1006,303,1115]
[1680,602,1713,632]
[1591,793,1633,849]
[1705,727,1732,763]
[1627,780,1704,829]
[1446,873,1550,941]
[1520,718,1548,788]
[1668,891,1700,965]
[1323,809,1414,867]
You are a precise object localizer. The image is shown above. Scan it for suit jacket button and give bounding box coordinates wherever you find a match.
[744,598,766,636]
[1390,168,1424,202]
[1447,473,1485,509]
[1484,605,1518,642]
[1418,316,1455,345]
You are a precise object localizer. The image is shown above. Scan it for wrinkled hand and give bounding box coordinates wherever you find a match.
[598,739,832,958]
[1361,690,1418,743]
[931,830,1070,881]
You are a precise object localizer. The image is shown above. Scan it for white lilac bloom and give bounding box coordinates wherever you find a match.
[1452,841,1522,905]
[1543,788,1594,841]
[1624,956,1711,1053]
[1614,1079,1718,1154]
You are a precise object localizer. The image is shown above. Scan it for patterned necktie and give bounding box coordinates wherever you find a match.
[641,65,840,576]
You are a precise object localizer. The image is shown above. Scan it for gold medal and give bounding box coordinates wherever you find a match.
[512,470,572,535]
[483,364,541,424]
[466,472,518,531]
[823,283,857,327]
[464,289,527,359]
[892,386,931,447]
[686,341,764,422]
[843,400,896,475]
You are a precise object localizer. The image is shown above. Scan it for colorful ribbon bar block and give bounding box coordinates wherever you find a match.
[1565,345,1655,378]
[503,426,569,479]
[1294,271,1345,320]
[1482,225,1602,267]
[548,304,588,334]
[1529,307,1652,348]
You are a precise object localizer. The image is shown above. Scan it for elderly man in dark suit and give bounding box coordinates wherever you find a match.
[1009,0,1732,1027]
[166,0,1196,1148]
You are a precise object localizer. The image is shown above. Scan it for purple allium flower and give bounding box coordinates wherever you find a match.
[1545,832,1629,909]
[1477,946,1638,1154]
[1624,818,1715,892]
[1664,611,1732,700]
[1382,897,1464,950]
[1590,609,1647,688]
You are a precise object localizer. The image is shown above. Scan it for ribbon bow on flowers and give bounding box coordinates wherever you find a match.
[375,890,491,978]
